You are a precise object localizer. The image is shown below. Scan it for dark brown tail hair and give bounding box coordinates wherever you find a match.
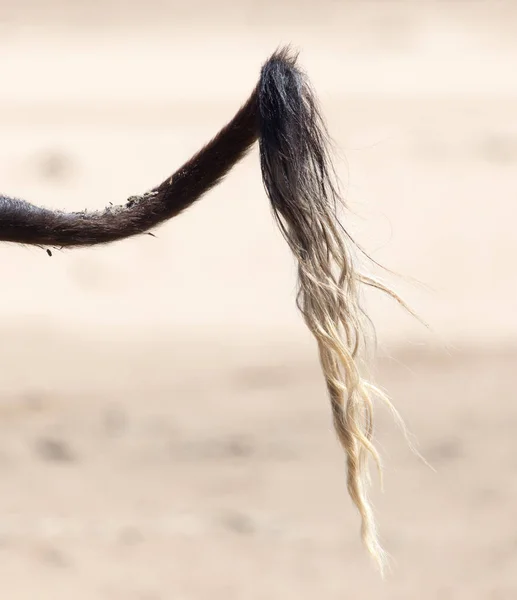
[0,47,413,574]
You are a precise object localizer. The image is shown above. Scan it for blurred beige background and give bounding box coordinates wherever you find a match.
[0,1,516,598]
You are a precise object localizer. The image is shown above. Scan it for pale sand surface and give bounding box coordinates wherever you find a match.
[0,1,516,598]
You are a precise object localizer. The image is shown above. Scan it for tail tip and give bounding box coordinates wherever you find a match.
[266,44,300,69]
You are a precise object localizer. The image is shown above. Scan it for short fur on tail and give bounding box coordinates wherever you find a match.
[0,47,413,573]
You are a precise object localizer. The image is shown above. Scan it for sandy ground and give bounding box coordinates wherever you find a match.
[0,1,516,598]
